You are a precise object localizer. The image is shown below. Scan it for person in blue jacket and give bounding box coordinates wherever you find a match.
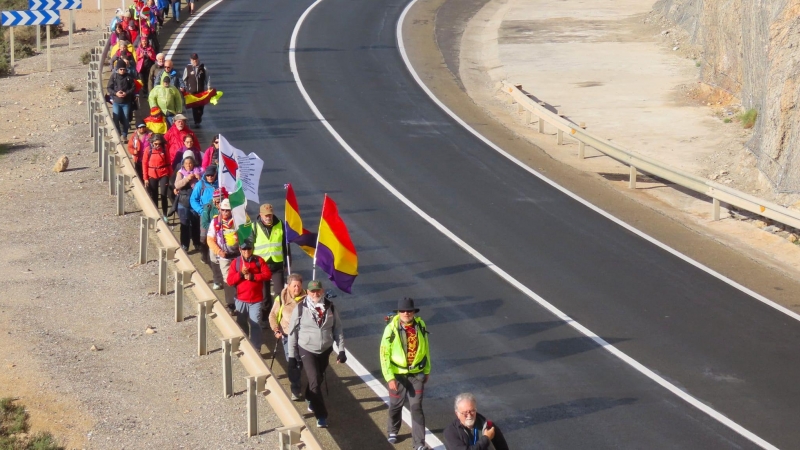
[190,165,218,261]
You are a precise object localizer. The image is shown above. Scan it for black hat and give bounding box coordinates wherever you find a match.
[204,165,217,177]
[239,240,254,250]
[394,297,419,313]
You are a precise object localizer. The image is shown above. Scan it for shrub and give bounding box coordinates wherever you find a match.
[723,118,732,123]
[63,84,76,93]
[738,108,758,129]
[79,51,91,65]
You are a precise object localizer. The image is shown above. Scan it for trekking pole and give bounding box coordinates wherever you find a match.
[269,339,279,370]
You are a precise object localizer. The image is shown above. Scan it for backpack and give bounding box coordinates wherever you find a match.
[234,255,262,274]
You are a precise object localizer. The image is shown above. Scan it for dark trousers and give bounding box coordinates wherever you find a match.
[299,346,333,420]
[191,105,204,125]
[178,207,201,249]
[134,159,143,181]
[261,268,285,317]
[147,176,169,216]
[282,335,302,396]
[388,373,427,448]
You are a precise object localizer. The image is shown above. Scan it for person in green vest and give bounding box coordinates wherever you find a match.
[380,298,432,450]
[251,203,289,320]
[268,272,305,400]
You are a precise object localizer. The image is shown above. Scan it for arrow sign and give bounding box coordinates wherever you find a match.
[1,10,60,25]
[28,0,81,10]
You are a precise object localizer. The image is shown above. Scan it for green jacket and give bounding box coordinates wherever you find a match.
[379,315,430,382]
[148,73,183,115]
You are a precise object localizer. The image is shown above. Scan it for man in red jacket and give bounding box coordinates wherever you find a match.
[227,240,271,353]
[164,114,200,162]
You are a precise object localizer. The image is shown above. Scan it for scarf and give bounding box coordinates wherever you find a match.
[305,298,328,328]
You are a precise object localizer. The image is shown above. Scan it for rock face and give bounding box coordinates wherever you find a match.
[52,155,69,172]
[653,0,800,193]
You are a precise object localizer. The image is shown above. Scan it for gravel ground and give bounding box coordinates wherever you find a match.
[0,27,282,450]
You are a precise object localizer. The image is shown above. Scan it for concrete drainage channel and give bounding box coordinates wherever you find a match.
[85,33,321,450]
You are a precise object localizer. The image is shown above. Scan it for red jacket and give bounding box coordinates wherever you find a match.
[141,140,172,182]
[165,124,200,162]
[226,255,271,303]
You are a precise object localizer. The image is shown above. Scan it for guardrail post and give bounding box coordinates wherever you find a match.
[537,118,544,134]
[93,118,101,155]
[116,174,127,215]
[158,246,178,295]
[578,123,586,159]
[712,198,720,221]
[139,217,156,264]
[221,336,243,398]
[524,110,531,124]
[629,166,637,189]
[109,154,117,195]
[197,299,216,355]
[277,425,303,449]
[556,129,563,145]
[246,374,270,436]
[174,269,195,322]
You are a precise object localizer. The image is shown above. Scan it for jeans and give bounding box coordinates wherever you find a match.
[112,102,132,137]
[388,373,427,448]
[282,335,302,396]
[235,299,264,353]
[171,0,180,21]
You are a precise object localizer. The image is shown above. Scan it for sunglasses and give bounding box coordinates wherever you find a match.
[214,141,219,144]
[399,310,415,313]
[151,142,162,147]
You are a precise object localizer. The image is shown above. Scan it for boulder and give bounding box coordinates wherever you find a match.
[52,155,69,172]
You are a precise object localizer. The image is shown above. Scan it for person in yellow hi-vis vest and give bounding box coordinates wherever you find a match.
[268,273,306,400]
[380,298,431,450]
[251,204,289,318]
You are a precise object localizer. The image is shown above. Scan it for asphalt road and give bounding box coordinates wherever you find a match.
[172,0,800,447]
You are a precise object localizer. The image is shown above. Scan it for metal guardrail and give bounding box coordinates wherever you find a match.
[88,32,320,450]
[501,82,800,230]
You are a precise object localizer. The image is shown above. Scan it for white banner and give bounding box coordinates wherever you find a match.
[217,134,263,203]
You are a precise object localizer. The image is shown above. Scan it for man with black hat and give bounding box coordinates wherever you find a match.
[182,53,210,127]
[227,240,270,353]
[287,280,346,429]
[251,203,288,316]
[380,298,431,449]
[106,59,136,139]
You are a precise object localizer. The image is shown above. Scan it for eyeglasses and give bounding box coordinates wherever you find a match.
[151,142,162,147]
[456,409,477,417]
[213,141,219,144]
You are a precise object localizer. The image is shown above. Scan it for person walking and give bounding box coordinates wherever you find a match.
[191,165,217,258]
[287,280,346,429]
[380,297,431,449]
[268,273,305,400]
[144,106,168,135]
[182,53,210,127]
[251,203,288,315]
[227,240,271,353]
[167,133,198,208]
[171,0,181,22]
[148,73,182,127]
[207,198,240,309]
[127,123,150,180]
[147,53,165,92]
[444,393,509,450]
[201,134,219,171]
[173,151,203,251]
[199,186,222,287]
[106,60,136,140]
[165,114,200,158]
[142,134,172,220]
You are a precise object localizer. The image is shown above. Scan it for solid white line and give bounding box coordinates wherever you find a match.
[165,0,225,59]
[290,1,446,448]
[290,0,780,448]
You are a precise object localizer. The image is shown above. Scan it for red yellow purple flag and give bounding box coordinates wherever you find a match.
[314,195,358,293]
[284,184,318,258]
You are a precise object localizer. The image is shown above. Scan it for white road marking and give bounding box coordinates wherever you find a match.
[165,0,225,59]
[290,0,782,448]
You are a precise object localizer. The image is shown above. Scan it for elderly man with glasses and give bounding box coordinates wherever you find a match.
[444,393,509,450]
[380,298,432,450]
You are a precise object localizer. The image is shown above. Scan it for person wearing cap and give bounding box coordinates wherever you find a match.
[107,59,137,139]
[444,393,509,450]
[199,185,222,281]
[167,133,197,208]
[227,240,271,353]
[142,134,172,220]
[201,134,220,171]
[182,53,210,127]
[380,298,431,449]
[287,280,346,428]
[165,114,200,159]
[174,150,203,251]
[127,123,151,180]
[268,272,305,400]
[144,106,168,135]
[251,203,289,315]
[148,73,182,127]
[208,198,241,308]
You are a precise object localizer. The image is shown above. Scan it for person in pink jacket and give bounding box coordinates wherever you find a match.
[201,134,220,171]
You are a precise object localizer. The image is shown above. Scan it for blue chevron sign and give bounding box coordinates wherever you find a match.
[1,10,60,26]
[28,0,81,10]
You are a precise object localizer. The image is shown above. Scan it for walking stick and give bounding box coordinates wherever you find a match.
[269,338,280,370]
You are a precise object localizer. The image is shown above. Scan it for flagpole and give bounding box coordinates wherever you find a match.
[312,194,326,280]
[284,217,291,276]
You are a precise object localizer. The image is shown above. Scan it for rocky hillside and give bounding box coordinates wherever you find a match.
[653,0,800,193]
